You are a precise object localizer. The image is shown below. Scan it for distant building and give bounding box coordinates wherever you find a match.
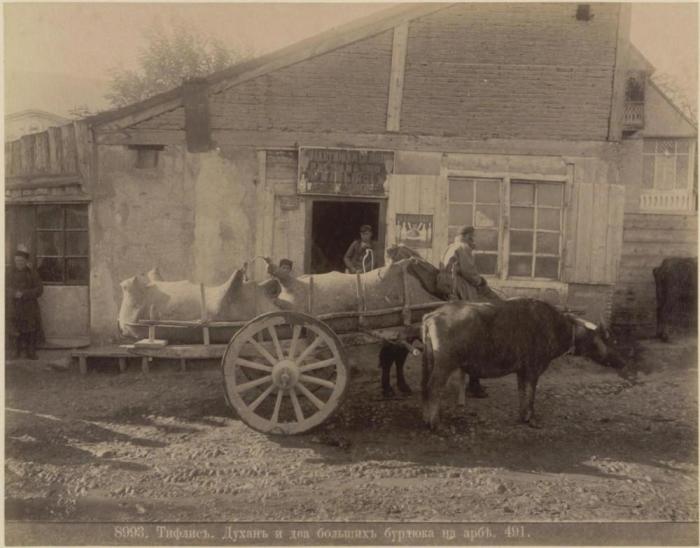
[5,110,70,142]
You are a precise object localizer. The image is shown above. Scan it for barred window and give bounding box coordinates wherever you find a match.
[35,204,89,284]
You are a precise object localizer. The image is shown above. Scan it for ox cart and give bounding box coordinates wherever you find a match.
[122,262,447,435]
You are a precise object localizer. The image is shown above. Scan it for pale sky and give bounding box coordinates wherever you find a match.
[3,2,698,116]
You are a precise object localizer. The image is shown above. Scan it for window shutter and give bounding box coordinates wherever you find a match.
[563,182,625,284]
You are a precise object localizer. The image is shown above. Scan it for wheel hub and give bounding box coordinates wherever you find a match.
[272,359,300,390]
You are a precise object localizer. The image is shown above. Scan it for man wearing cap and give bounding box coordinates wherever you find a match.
[439,226,489,398]
[440,226,486,301]
[6,245,43,360]
[343,225,384,274]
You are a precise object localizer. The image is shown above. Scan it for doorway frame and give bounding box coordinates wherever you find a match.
[304,196,387,274]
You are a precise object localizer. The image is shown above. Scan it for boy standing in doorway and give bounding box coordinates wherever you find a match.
[343,224,384,274]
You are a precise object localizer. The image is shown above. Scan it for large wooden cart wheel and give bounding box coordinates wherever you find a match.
[222,311,349,435]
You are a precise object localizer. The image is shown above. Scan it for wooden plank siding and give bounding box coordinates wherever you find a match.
[565,182,626,285]
[5,123,87,180]
[612,212,697,331]
[385,174,443,264]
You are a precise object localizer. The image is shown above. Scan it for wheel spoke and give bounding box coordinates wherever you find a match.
[248,337,278,366]
[236,375,272,394]
[270,390,283,425]
[299,358,337,373]
[248,384,275,412]
[296,382,326,411]
[294,335,324,365]
[236,358,273,373]
[268,326,284,360]
[289,389,305,422]
[299,374,336,390]
[288,325,302,360]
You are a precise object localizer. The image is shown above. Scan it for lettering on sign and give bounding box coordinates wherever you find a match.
[298,147,394,196]
[396,213,433,249]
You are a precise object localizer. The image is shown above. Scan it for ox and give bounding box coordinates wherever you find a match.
[421,298,629,430]
[653,257,697,342]
[118,266,283,340]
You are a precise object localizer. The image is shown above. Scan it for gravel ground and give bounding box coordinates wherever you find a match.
[4,334,697,522]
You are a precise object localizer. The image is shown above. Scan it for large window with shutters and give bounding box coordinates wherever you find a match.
[447,176,565,280]
[5,204,89,285]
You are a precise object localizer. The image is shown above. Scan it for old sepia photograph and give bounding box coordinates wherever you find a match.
[3,2,698,546]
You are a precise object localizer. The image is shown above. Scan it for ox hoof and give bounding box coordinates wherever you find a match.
[526,418,543,429]
[398,384,413,395]
[382,387,396,399]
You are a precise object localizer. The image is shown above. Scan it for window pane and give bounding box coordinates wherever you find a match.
[37,231,64,256]
[658,140,675,154]
[509,255,533,277]
[537,184,563,207]
[510,230,533,253]
[535,257,560,279]
[657,157,675,190]
[449,204,473,226]
[676,155,689,189]
[476,180,500,203]
[643,156,655,188]
[66,232,89,256]
[475,229,499,251]
[511,207,534,228]
[474,204,499,228]
[475,253,498,275]
[538,208,561,231]
[536,232,560,255]
[37,257,63,282]
[511,183,534,205]
[65,205,88,229]
[36,205,63,229]
[66,258,89,284]
[676,140,689,153]
[449,179,473,202]
[447,226,459,243]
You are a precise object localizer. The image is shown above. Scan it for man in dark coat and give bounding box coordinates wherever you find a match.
[6,245,43,359]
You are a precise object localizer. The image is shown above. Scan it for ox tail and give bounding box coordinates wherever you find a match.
[421,319,435,403]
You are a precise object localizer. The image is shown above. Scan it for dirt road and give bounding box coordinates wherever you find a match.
[5,336,698,523]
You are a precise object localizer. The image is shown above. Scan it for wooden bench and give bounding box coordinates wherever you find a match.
[71,347,144,374]
[71,344,229,374]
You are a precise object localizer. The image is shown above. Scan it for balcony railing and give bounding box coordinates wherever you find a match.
[623,101,645,130]
[640,189,696,213]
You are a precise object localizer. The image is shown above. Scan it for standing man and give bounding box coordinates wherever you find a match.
[440,225,486,301]
[344,224,384,274]
[440,226,489,398]
[6,245,43,360]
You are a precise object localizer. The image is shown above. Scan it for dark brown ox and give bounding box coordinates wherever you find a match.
[421,298,629,430]
[118,267,282,343]
[653,257,697,342]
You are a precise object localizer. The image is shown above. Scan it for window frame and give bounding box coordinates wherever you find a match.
[6,203,90,286]
[642,138,695,193]
[445,171,569,282]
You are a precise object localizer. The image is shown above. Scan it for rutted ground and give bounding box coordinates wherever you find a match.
[5,336,697,522]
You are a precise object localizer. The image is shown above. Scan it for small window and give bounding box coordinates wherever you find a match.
[643,139,693,191]
[130,145,163,169]
[35,204,89,284]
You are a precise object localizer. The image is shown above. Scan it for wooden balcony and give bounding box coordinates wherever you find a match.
[640,188,696,213]
[623,101,644,130]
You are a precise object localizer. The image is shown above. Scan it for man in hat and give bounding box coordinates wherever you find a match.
[439,226,489,398]
[343,224,384,274]
[6,245,43,359]
[440,225,486,301]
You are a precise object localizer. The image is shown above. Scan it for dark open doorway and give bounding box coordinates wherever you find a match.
[309,200,383,274]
